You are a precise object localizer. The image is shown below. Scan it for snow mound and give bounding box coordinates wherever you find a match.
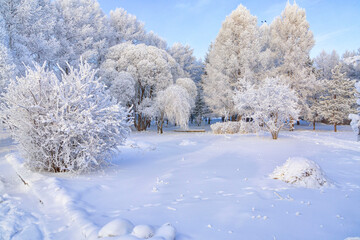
[132,224,155,239]
[0,179,4,192]
[98,219,176,239]
[345,238,360,240]
[154,223,176,240]
[118,235,141,240]
[179,140,196,146]
[98,218,134,238]
[270,157,330,188]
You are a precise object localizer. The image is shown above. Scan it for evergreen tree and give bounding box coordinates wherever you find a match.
[320,64,356,132]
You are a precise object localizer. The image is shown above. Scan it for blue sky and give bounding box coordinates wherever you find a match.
[98,0,360,60]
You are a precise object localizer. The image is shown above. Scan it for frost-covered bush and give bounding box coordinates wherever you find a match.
[270,157,330,188]
[1,61,131,173]
[211,122,241,134]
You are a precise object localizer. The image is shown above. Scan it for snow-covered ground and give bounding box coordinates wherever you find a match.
[1,122,360,240]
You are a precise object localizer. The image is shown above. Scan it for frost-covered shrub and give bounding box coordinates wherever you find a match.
[270,157,330,188]
[238,121,257,134]
[1,61,131,173]
[211,122,241,134]
[234,77,299,139]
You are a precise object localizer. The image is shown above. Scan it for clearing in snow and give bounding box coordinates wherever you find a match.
[0,123,359,239]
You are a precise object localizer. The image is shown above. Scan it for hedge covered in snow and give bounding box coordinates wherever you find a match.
[211,121,256,134]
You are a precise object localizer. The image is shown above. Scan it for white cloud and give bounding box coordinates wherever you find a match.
[315,28,351,43]
[175,0,211,11]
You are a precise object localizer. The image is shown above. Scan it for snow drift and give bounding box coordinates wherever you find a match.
[270,157,330,188]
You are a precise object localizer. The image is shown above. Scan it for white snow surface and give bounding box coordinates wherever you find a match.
[0,122,360,239]
[270,157,330,188]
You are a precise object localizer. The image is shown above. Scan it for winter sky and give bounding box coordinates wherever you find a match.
[98,0,360,60]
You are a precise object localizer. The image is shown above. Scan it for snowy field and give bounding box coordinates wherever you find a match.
[0,122,360,240]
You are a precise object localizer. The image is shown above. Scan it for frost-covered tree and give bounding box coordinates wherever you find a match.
[0,17,15,90]
[203,5,260,117]
[176,78,197,107]
[258,22,273,78]
[169,43,202,79]
[320,64,356,132]
[1,60,131,173]
[144,31,167,50]
[108,72,135,107]
[314,50,340,80]
[234,77,299,139]
[305,82,325,130]
[270,2,316,119]
[0,44,15,91]
[55,0,111,67]
[342,49,360,81]
[0,0,60,72]
[109,8,146,45]
[155,85,192,134]
[101,42,182,131]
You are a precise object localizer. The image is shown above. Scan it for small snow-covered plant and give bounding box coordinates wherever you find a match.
[1,60,131,173]
[349,114,360,141]
[210,122,241,134]
[270,157,330,188]
[234,77,299,139]
[155,85,192,134]
[349,81,360,141]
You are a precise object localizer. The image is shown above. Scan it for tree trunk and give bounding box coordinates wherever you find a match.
[297,120,300,125]
[157,113,164,134]
[334,123,337,132]
[313,120,316,130]
[271,131,278,140]
[135,114,148,131]
[208,118,211,124]
[289,117,294,131]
